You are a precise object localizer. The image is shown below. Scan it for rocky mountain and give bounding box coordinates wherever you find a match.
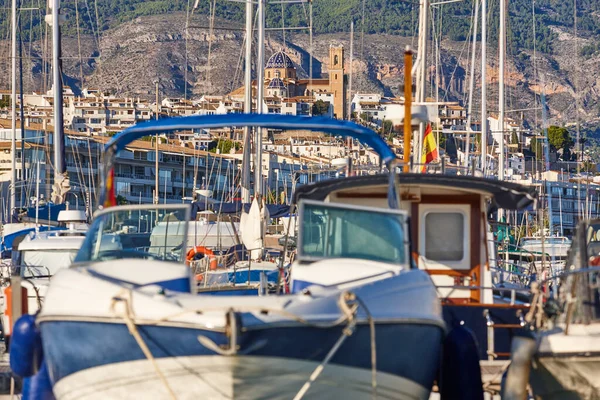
[1,12,599,131]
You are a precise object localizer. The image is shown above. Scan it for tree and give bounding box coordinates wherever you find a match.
[116,195,128,205]
[511,131,519,145]
[547,125,574,159]
[530,137,544,159]
[382,120,393,135]
[312,100,329,116]
[208,139,241,154]
[359,112,372,123]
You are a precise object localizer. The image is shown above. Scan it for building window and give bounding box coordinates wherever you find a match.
[424,212,465,261]
[334,55,339,65]
[335,74,338,80]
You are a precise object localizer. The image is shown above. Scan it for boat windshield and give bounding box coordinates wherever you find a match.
[74,205,190,264]
[298,200,408,265]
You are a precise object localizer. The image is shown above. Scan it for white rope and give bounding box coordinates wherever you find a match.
[293,292,359,400]
[111,290,177,400]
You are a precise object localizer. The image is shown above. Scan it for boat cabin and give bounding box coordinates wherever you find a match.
[292,173,537,361]
[293,173,536,305]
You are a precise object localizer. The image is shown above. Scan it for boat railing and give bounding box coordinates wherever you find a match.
[435,284,532,306]
[191,246,272,288]
[395,159,484,176]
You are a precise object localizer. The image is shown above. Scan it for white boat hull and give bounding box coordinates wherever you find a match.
[53,355,430,400]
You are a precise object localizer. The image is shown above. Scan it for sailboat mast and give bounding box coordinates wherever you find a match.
[498,0,505,181]
[347,21,353,121]
[52,0,65,177]
[11,0,17,212]
[415,0,429,168]
[241,0,253,203]
[464,0,480,169]
[255,0,265,197]
[480,0,487,174]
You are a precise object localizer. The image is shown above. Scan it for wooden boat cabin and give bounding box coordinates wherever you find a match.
[293,173,537,360]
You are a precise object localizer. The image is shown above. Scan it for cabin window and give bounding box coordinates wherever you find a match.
[424,212,465,261]
[299,201,407,264]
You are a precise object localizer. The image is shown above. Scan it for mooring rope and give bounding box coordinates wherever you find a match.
[111,289,177,400]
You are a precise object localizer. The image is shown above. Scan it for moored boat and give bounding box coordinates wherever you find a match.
[12,114,448,399]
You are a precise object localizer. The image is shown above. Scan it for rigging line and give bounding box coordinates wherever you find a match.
[574,0,581,182]
[359,0,366,91]
[411,1,416,49]
[206,0,217,88]
[74,0,84,87]
[532,0,538,131]
[82,0,98,49]
[18,0,26,207]
[86,137,96,205]
[42,0,48,93]
[184,0,192,101]
[442,5,473,102]
[27,0,33,88]
[281,0,285,46]
[429,6,440,101]
[231,34,247,93]
[460,2,476,106]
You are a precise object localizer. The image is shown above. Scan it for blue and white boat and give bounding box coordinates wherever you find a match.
[37,201,443,399]
[14,114,447,399]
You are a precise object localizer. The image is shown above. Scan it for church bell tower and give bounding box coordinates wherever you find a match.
[328,45,345,119]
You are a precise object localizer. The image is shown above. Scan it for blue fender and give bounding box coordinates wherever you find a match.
[22,360,55,400]
[440,325,484,400]
[10,314,43,377]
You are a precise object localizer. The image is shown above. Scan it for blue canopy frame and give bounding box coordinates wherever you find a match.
[99,114,398,208]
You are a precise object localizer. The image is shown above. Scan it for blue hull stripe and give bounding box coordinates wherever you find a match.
[40,320,443,390]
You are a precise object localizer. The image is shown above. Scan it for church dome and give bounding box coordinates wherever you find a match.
[265,51,294,69]
[267,77,286,89]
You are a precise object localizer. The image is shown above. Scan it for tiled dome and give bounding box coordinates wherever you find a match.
[267,77,286,89]
[265,51,294,69]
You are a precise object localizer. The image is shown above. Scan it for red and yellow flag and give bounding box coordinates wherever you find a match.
[104,168,117,208]
[421,123,438,172]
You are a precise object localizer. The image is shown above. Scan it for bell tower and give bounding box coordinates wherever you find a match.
[328,45,345,119]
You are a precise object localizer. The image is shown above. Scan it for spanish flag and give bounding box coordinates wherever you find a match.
[104,168,117,208]
[421,123,438,172]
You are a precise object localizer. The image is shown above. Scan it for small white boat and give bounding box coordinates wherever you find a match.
[1,210,88,338]
[503,219,600,399]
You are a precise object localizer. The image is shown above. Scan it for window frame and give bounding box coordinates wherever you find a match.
[297,199,410,265]
[419,204,470,269]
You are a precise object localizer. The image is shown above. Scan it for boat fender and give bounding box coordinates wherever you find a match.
[500,333,536,400]
[440,325,484,400]
[22,360,55,400]
[9,314,43,378]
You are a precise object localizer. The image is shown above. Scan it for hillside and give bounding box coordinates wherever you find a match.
[0,6,599,132]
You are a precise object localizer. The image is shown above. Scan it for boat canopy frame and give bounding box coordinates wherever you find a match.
[99,114,398,209]
[293,173,537,211]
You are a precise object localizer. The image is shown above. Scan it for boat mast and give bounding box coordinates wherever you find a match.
[480,0,487,174]
[255,0,265,197]
[241,0,253,203]
[11,0,17,213]
[154,80,159,205]
[51,0,65,182]
[347,21,353,121]
[414,0,429,168]
[498,0,505,181]
[464,0,480,169]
